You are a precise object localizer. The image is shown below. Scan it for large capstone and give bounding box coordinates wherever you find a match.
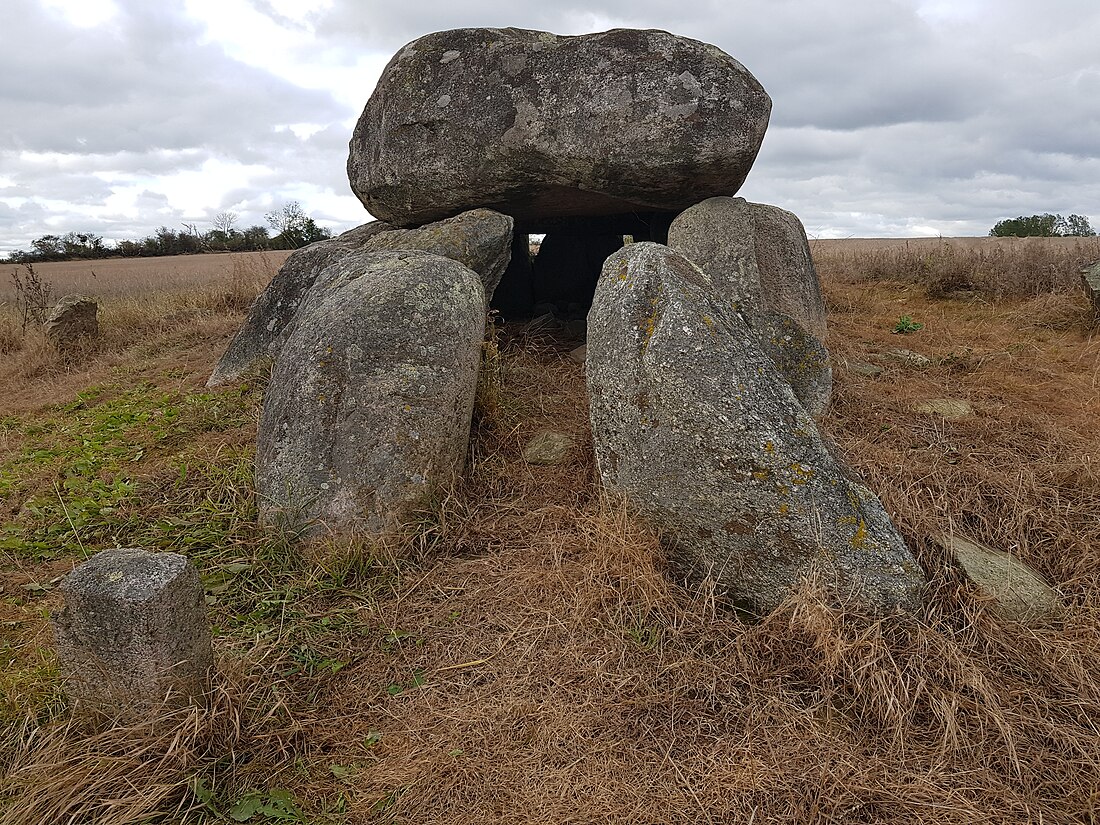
[208,209,511,386]
[586,242,925,617]
[668,196,831,415]
[349,27,771,228]
[256,249,485,539]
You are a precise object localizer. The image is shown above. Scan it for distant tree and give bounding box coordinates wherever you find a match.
[212,211,238,235]
[265,201,333,249]
[31,235,65,260]
[1060,214,1095,237]
[990,213,1095,237]
[238,225,271,251]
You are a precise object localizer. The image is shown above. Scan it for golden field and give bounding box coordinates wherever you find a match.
[1,238,1099,824]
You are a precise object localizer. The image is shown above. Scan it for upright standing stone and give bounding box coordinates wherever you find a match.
[207,221,394,387]
[669,197,831,415]
[44,294,99,349]
[1081,261,1100,314]
[256,249,486,539]
[587,243,925,616]
[52,548,212,719]
[209,210,513,387]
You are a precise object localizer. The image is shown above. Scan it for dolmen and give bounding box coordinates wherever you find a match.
[210,26,926,616]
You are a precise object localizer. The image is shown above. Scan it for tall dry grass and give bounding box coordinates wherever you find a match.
[812,236,1100,299]
[2,247,1100,823]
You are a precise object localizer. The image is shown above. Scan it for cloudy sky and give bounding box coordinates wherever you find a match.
[2,0,1098,255]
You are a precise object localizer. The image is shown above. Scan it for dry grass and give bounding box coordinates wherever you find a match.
[813,236,1100,299]
[0,251,292,303]
[2,241,1100,823]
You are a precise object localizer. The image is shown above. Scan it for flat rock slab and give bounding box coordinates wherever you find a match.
[522,430,575,465]
[944,535,1062,623]
[844,359,884,377]
[874,348,932,368]
[256,250,485,539]
[349,27,771,226]
[913,398,973,419]
[52,548,212,719]
[587,242,925,617]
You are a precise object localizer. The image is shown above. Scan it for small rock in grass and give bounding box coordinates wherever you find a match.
[52,548,213,721]
[568,344,587,364]
[844,359,884,377]
[944,535,1062,624]
[875,348,932,368]
[522,430,575,465]
[912,398,973,419]
[45,294,98,349]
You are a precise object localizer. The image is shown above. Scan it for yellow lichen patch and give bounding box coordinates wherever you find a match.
[702,314,716,333]
[778,502,789,516]
[764,441,775,453]
[752,469,770,481]
[851,518,868,549]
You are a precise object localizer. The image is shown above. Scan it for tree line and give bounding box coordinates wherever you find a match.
[990,213,1095,238]
[4,202,334,264]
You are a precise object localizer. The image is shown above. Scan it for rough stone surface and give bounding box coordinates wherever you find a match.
[668,197,831,415]
[944,535,1062,623]
[522,430,575,465]
[586,242,925,616]
[256,250,485,539]
[913,398,973,419]
[209,210,511,386]
[44,294,99,349]
[1082,260,1100,313]
[355,208,513,301]
[207,221,394,386]
[52,548,212,718]
[349,27,771,227]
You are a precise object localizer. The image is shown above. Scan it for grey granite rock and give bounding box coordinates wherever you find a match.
[668,197,831,416]
[52,548,212,719]
[586,242,925,616]
[256,249,485,539]
[522,430,575,465]
[207,221,393,387]
[349,27,771,227]
[44,294,99,349]
[944,535,1062,623]
[209,210,511,386]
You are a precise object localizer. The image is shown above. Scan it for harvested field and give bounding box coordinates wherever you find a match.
[1,240,1099,824]
[0,251,292,302]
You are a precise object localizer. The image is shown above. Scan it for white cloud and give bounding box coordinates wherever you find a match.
[1,0,1098,257]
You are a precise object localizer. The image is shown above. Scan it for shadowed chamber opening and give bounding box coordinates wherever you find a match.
[489,212,676,321]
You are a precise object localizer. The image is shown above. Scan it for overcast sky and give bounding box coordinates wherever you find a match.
[2,0,1098,255]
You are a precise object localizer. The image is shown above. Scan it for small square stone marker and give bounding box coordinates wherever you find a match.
[52,548,213,719]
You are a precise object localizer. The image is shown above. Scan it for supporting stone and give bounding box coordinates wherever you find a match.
[52,548,213,720]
